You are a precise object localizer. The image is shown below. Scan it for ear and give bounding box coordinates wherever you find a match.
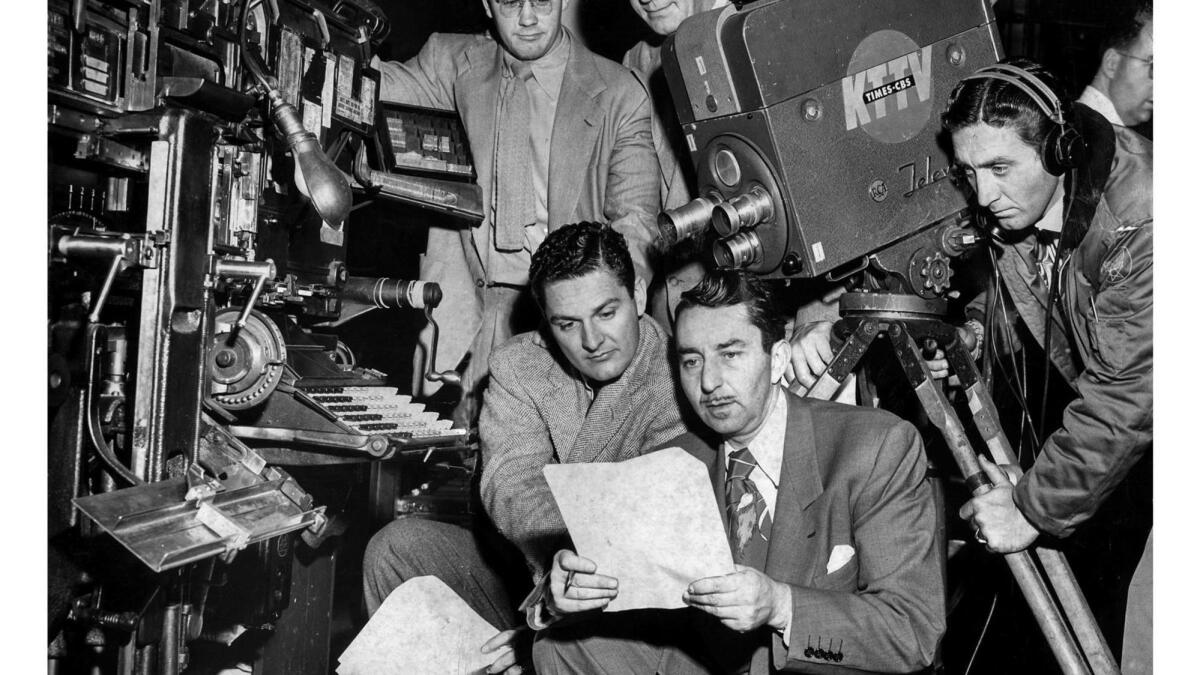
[1100,48,1122,79]
[480,0,493,21]
[769,339,791,385]
[633,276,648,317]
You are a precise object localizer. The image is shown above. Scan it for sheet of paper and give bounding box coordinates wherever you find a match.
[337,576,498,675]
[544,447,736,612]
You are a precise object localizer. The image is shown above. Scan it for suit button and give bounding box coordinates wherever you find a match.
[475,279,485,288]
[834,652,844,662]
[804,648,814,658]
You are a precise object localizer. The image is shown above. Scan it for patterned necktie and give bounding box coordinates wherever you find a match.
[725,447,772,566]
[492,61,535,251]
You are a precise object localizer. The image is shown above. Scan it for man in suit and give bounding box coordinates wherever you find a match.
[537,271,945,674]
[377,0,660,421]
[363,222,686,672]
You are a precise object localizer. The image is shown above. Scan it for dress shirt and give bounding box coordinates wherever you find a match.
[1078,85,1124,126]
[491,31,570,285]
[721,384,793,645]
[722,386,786,522]
[1032,183,1065,288]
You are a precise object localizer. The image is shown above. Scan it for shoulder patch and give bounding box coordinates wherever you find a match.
[1101,246,1134,284]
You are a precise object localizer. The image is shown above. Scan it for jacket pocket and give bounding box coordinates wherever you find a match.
[812,555,860,591]
[1084,297,1137,372]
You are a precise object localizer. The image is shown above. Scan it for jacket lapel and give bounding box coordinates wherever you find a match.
[536,343,586,456]
[764,393,824,585]
[456,45,502,212]
[548,32,604,229]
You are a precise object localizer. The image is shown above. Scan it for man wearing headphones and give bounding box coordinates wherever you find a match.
[944,57,1152,673]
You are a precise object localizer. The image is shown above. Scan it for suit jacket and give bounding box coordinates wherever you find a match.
[377,31,660,395]
[669,391,945,674]
[478,316,686,578]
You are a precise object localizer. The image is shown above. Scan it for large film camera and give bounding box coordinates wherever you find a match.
[660,0,1001,297]
[48,1,472,672]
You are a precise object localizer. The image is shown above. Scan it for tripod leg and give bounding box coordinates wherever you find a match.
[945,346,1120,675]
[887,326,1091,675]
[795,318,876,401]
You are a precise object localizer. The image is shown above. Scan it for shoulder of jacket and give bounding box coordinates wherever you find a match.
[576,44,645,99]
[422,32,496,68]
[489,330,555,376]
[802,397,912,439]
[1097,127,1152,226]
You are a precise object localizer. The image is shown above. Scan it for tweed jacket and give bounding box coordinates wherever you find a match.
[968,106,1152,537]
[478,316,686,578]
[669,391,945,674]
[377,30,660,395]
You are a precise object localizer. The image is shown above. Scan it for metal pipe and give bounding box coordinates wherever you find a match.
[214,258,276,329]
[89,255,124,324]
[159,604,182,675]
[84,324,142,485]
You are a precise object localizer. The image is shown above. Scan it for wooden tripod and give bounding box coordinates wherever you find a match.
[800,292,1118,675]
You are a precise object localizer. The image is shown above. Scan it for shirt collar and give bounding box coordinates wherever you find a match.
[723,385,787,488]
[502,29,570,101]
[1034,180,1066,235]
[1078,85,1124,127]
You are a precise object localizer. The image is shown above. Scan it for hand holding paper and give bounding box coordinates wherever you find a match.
[543,447,735,612]
[545,549,619,615]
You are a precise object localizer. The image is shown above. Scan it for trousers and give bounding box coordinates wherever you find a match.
[362,517,529,630]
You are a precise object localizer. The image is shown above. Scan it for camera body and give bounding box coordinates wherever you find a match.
[661,0,1001,293]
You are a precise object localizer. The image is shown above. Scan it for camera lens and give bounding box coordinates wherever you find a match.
[713,230,763,269]
[711,186,774,237]
[657,194,720,246]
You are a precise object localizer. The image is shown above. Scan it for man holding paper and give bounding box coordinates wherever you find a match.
[539,271,945,674]
[363,222,689,668]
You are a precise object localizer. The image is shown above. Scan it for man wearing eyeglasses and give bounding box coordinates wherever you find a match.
[376,0,659,424]
[1079,3,1152,130]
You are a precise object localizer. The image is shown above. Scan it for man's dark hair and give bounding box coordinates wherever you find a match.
[529,222,635,307]
[941,57,1068,154]
[1101,2,1152,54]
[675,270,786,352]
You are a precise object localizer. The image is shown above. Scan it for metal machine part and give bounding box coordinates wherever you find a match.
[47,2,456,673]
[210,308,288,410]
[660,0,1000,289]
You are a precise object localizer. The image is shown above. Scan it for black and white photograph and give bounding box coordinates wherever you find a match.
[30,0,1177,673]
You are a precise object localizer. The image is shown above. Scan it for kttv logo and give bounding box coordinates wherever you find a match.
[842,45,933,131]
[839,30,935,144]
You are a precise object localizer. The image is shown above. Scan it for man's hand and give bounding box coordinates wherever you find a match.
[926,322,981,382]
[546,550,618,616]
[959,456,1039,553]
[481,628,528,675]
[683,565,792,634]
[786,321,835,390]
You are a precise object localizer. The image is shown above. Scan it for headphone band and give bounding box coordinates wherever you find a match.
[961,64,1066,125]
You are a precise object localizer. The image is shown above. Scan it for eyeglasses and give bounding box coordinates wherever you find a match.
[494,0,554,17]
[1116,51,1153,79]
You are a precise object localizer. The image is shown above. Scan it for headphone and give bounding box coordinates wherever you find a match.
[961,63,1086,176]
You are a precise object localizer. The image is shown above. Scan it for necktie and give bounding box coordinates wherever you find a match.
[492,61,535,251]
[725,447,772,566]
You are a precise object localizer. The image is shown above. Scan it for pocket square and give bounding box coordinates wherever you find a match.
[826,544,855,575]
